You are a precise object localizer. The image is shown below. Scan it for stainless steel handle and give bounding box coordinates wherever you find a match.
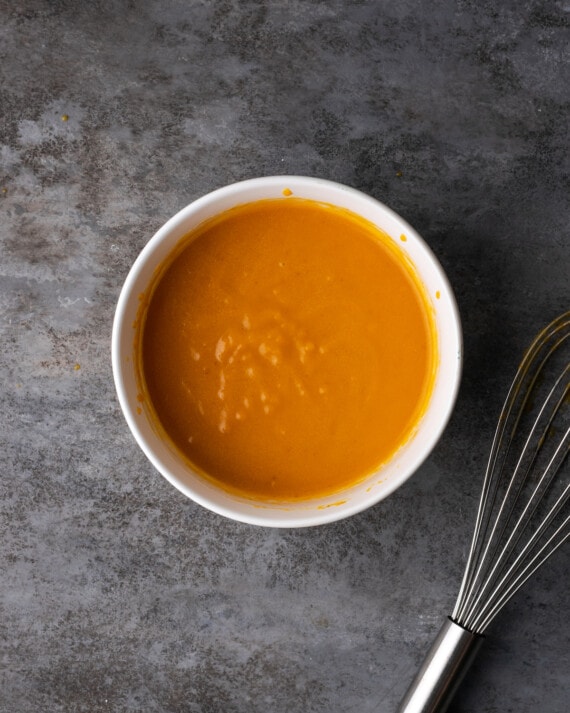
[397,618,484,713]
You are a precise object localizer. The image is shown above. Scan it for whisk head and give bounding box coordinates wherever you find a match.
[452,312,570,634]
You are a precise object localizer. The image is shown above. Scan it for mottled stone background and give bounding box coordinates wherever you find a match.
[1,1,568,712]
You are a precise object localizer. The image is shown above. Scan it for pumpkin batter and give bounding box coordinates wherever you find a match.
[139,197,436,501]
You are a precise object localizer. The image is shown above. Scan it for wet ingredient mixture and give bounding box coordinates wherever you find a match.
[140,197,436,500]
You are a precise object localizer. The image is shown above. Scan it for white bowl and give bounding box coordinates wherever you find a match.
[112,176,462,527]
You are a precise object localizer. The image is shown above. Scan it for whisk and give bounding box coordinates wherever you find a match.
[398,311,570,713]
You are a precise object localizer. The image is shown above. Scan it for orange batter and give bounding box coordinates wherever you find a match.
[139,197,436,501]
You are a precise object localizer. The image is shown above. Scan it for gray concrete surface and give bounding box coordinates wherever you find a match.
[1,1,568,711]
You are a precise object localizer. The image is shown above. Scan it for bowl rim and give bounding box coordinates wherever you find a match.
[112,175,462,527]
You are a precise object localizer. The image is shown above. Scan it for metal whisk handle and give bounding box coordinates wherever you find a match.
[397,618,484,713]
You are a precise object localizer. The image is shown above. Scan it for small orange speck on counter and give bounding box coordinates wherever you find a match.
[74,363,81,371]
[396,171,403,177]
[61,114,69,122]
[282,188,293,196]
[1,187,7,195]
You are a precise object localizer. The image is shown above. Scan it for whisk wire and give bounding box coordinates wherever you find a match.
[475,510,570,633]
[457,369,569,628]
[470,449,569,632]
[452,321,549,622]
[453,313,570,632]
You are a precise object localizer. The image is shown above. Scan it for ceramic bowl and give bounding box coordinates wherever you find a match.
[112,176,462,527]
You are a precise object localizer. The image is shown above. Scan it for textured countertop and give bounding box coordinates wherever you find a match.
[1,2,568,712]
